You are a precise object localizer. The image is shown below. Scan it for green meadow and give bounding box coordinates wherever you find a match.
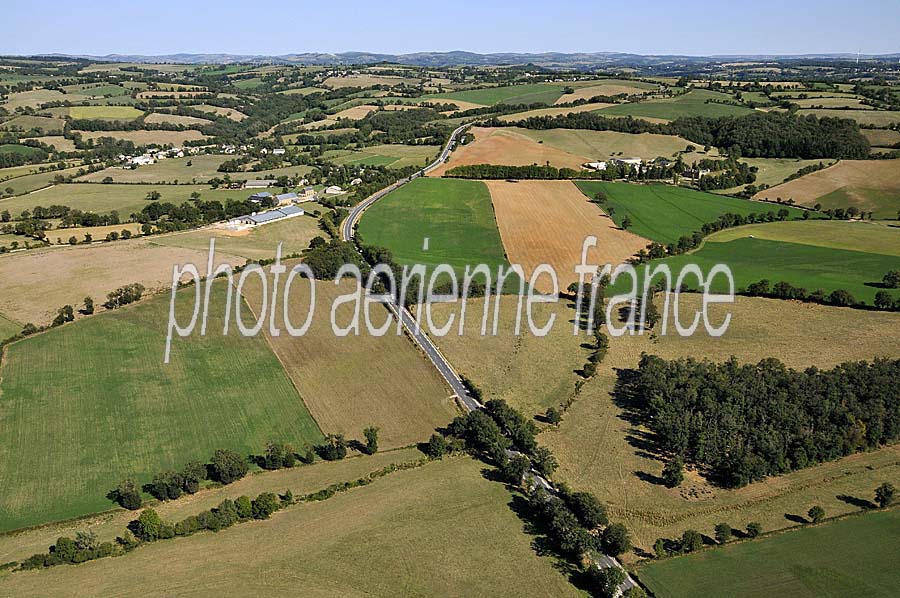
[599,89,754,120]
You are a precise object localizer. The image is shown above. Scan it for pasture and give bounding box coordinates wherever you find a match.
[329,143,437,169]
[358,177,511,278]
[553,79,660,103]
[417,82,580,107]
[78,155,230,184]
[143,113,212,127]
[637,509,900,597]
[598,89,754,121]
[574,181,809,244]
[67,106,144,120]
[497,102,616,122]
[75,130,207,145]
[705,220,900,256]
[1,89,71,111]
[540,294,900,552]
[486,180,649,291]
[0,312,20,339]
[796,108,900,126]
[429,127,587,176]
[21,136,77,152]
[513,128,718,162]
[0,166,85,196]
[193,104,247,121]
[628,236,899,305]
[0,115,65,134]
[712,157,835,193]
[240,275,458,449]
[862,128,900,147]
[753,159,900,219]
[0,458,579,597]
[0,287,323,532]
[0,239,245,324]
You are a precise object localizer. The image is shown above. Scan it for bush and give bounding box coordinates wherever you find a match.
[601,523,631,557]
[746,522,762,538]
[714,522,732,544]
[210,448,249,484]
[662,457,684,488]
[317,434,348,461]
[680,529,703,553]
[251,492,281,520]
[110,479,142,510]
[424,433,447,459]
[808,505,825,523]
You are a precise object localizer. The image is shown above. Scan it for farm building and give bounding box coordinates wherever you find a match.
[232,205,305,227]
[324,185,344,195]
[249,191,273,204]
[615,157,643,167]
[245,179,276,189]
[584,161,607,171]
[272,148,286,155]
[275,192,298,205]
[299,186,317,200]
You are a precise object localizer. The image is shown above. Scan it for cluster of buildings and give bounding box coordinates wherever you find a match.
[120,146,199,167]
[583,157,644,171]
[583,157,711,178]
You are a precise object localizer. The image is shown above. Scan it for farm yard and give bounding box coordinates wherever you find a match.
[0,287,323,531]
[753,159,900,219]
[77,155,232,184]
[486,180,649,290]
[637,508,900,597]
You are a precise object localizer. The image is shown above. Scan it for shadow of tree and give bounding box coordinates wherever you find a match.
[837,494,877,510]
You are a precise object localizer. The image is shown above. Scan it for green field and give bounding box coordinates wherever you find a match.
[0,288,323,531]
[712,157,837,194]
[0,115,65,134]
[77,155,231,184]
[358,177,512,277]
[706,220,900,256]
[796,108,900,127]
[598,89,754,120]
[66,105,144,120]
[329,144,437,169]
[574,181,809,244]
[637,509,900,597]
[0,144,45,156]
[0,312,20,339]
[0,166,85,196]
[623,237,899,305]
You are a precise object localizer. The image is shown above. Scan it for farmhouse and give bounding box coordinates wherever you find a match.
[275,192,298,205]
[299,186,317,200]
[245,179,276,189]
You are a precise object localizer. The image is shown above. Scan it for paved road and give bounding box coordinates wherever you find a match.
[341,121,480,410]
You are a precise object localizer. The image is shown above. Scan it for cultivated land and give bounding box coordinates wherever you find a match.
[0,166,85,196]
[240,275,459,449]
[20,135,77,152]
[328,143,437,169]
[513,128,718,162]
[795,108,900,126]
[753,159,900,219]
[553,80,660,103]
[143,112,212,127]
[429,127,588,176]
[0,183,237,218]
[539,295,900,552]
[706,220,900,256]
[637,508,900,597]
[0,447,423,565]
[486,180,650,291]
[0,458,580,597]
[0,115,65,134]
[358,177,511,277]
[497,102,616,122]
[598,89,754,120]
[862,128,900,147]
[194,104,247,121]
[65,106,144,120]
[417,82,577,106]
[75,130,207,145]
[0,287,323,532]
[632,237,899,305]
[153,212,322,261]
[0,312,19,339]
[574,181,808,244]
[0,239,244,324]
[77,155,231,183]
[712,157,835,194]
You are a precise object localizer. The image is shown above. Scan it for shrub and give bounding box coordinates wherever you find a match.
[210,448,248,484]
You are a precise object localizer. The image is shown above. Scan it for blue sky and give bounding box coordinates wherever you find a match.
[2,0,898,56]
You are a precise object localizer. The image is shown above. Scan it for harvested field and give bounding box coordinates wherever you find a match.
[45,222,144,243]
[706,220,900,256]
[143,112,212,127]
[136,90,210,99]
[514,128,718,161]
[553,81,659,103]
[0,166,84,196]
[753,159,900,219]
[0,312,19,339]
[486,180,650,291]
[539,295,900,553]
[240,275,459,450]
[0,239,244,324]
[193,104,247,120]
[20,136,76,152]
[332,104,379,120]
[790,96,873,109]
[67,106,143,120]
[497,102,615,122]
[428,127,588,177]
[795,108,900,126]
[77,155,230,183]
[862,128,900,147]
[2,89,71,111]
[76,130,207,145]
[712,157,835,194]
[323,75,418,89]
[0,458,579,597]
[0,115,65,134]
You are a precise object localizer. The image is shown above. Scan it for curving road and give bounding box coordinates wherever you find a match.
[341,121,481,411]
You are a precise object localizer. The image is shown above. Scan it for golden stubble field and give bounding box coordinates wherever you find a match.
[428,127,588,176]
[239,275,459,449]
[486,180,649,291]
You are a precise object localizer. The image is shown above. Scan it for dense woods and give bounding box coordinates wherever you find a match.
[621,355,900,488]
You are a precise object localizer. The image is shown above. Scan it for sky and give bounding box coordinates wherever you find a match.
[2,0,898,57]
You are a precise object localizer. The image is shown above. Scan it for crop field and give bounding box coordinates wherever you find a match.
[0,166,85,196]
[425,296,589,418]
[637,508,900,597]
[429,127,588,176]
[0,144,44,156]
[0,239,245,324]
[575,181,809,244]
[329,143,437,169]
[540,294,900,552]
[0,312,20,339]
[0,162,76,182]
[862,128,900,147]
[61,83,130,97]
[513,128,718,162]
[65,106,144,120]
[20,135,77,152]
[323,74,420,89]
[0,115,65,134]
[193,104,247,120]
[712,157,835,193]
[153,212,322,261]
[486,180,650,291]
[628,236,898,305]
[78,155,230,183]
[45,222,144,243]
[0,183,228,217]
[795,108,900,126]
[1,89,71,111]
[239,275,458,449]
[417,82,580,107]
[553,80,660,103]
[497,102,616,122]
[0,447,424,565]
[359,177,511,278]
[754,159,900,219]
[75,130,207,145]
[598,89,754,121]
[705,220,900,256]
[0,457,579,597]
[143,112,212,127]
[0,287,323,532]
